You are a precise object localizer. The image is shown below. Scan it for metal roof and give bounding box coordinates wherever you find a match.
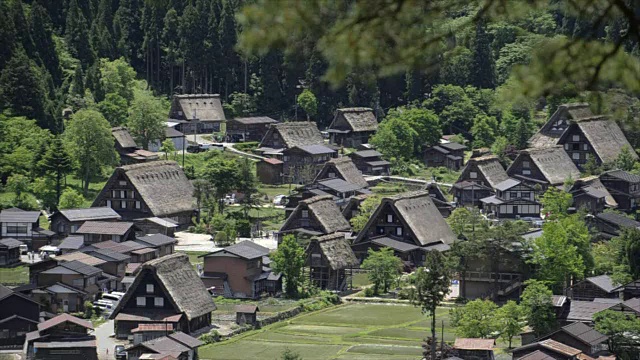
[56,252,107,267]
[34,340,96,349]
[586,274,619,293]
[295,144,336,155]
[57,207,121,222]
[37,313,93,331]
[136,234,178,247]
[205,240,270,260]
[318,178,363,193]
[59,260,102,276]
[144,217,179,228]
[76,221,134,235]
[371,237,419,253]
[91,248,130,262]
[352,150,382,158]
[567,300,618,322]
[58,236,84,250]
[560,322,608,346]
[366,160,391,167]
[453,338,494,350]
[0,208,40,223]
[596,212,640,229]
[0,238,24,249]
[440,142,467,151]
[494,178,521,191]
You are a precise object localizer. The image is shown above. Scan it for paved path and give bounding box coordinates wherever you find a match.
[95,319,122,360]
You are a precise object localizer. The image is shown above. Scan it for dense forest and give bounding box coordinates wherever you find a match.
[1,0,639,206]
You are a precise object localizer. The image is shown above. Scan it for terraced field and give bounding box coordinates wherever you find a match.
[199,303,456,360]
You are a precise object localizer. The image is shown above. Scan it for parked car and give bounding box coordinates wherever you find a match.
[223,194,236,205]
[114,345,126,360]
[102,293,121,302]
[273,195,287,206]
[19,244,29,255]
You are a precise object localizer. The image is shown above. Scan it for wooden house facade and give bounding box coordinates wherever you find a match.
[351,191,456,267]
[282,145,337,184]
[557,117,638,169]
[423,142,467,170]
[507,147,580,189]
[0,238,23,267]
[348,149,391,176]
[537,322,609,358]
[480,179,541,219]
[567,275,622,301]
[327,108,378,148]
[600,170,640,212]
[258,122,325,153]
[168,94,226,134]
[570,176,617,214]
[110,253,217,339]
[279,195,351,241]
[92,161,196,228]
[587,212,640,240]
[112,127,159,165]
[256,158,284,185]
[76,221,136,244]
[50,207,121,238]
[306,233,359,291]
[528,103,593,148]
[0,285,40,347]
[0,208,52,251]
[25,314,97,360]
[226,116,277,142]
[453,155,509,206]
[199,241,281,299]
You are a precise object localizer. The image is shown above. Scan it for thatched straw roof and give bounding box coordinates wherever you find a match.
[354,191,456,248]
[571,176,617,208]
[509,147,580,186]
[330,108,378,132]
[260,122,324,149]
[280,195,350,234]
[112,127,138,149]
[459,155,509,189]
[560,117,638,164]
[310,233,359,270]
[93,161,195,217]
[313,157,368,188]
[110,253,216,321]
[529,103,592,148]
[173,94,225,121]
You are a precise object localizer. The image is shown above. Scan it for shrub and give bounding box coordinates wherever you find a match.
[83,301,94,319]
[214,231,228,245]
[199,329,220,344]
[364,287,375,297]
[236,219,251,237]
[234,141,259,152]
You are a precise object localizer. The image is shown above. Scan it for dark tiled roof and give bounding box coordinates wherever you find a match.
[560,322,608,346]
[352,150,382,158]
[58,236,85,250]
[76,221,134,235]
[318,178,363,193]
[295,144,336,155]
[603,169,640,183]
[440,142,467,151]
[586,274,618,293]
[567,300,618,322]
[372,237,419,253]
[91,248,130,262]
[167,331,203,349]
[112,126,138,149]
[136,234,177,247]
[207,240,270,260]
[232,116,278,125]
[0,208,40,223]
[59,260,102,276]
[165,127,184,138]
[58,207,120,222]
[494,178,521,192]
[517,350,556,360]
[596,212,640,229]
[0,285,13,300]
[55,252,107,266]
[235,304,259,313]
[0,238,24,249]
[34,340,96,349]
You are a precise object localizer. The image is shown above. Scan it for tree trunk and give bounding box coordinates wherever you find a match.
[83,167,90,196]
[55,170,62,205]
[430,308,437,360]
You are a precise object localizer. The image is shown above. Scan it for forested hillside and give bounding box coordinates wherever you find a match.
[0,0,639,208]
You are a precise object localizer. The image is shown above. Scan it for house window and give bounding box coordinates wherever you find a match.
[119,181,127,186]
[6,226,27,234]
[121,201,127,209]
[136,297,146,307]
[112,190,117,198]
[283,156,289,162]
[522,169,531,175]
[135,201,141,209]
[572,135,580,142]
[86,276,95,285]
[328,172,335,178]
[470,171,477,179]
[301,210,309,218]
[564,144,569,150]
[106,200,112,208]
[387,214,393,223]
[572,152,580,160]
[130,190,135,198]
[120,190,126,199]
[146,284,154,293]
[521,192,531,199]
[72,279,83,288]
[522,161,530,168]
[510,192,518,199]
[111,235,119,242]
[396,227,403,236]
[154,297,164,307]
[583,143,589,150]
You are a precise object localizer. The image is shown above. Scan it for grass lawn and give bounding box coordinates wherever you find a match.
[0,265,29,285]
[297,304,421,327]
[257,183,297,200]
[351,272,371,288]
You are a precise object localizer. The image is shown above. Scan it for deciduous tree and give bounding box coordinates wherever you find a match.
[127,88,166,150]
[451,299,498,338]
[271,235,306,298]
[496,300,524,348]
[297,89,317,121]
[520,280,556,337]
[362,248,402,295]
[59,188,85,209]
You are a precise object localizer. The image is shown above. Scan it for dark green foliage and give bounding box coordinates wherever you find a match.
[271,235,305,298]
[29,3,63,85]
[65,0,95,68]
[471,21,496,89]
[39,136,73,205]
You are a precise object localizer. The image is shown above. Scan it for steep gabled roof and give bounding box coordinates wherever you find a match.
[202,240,270,260]
[93,161,196,217]
[458,155,509,189]
[280,195,351,234]
[559,117,638,164]
[572,176,617,208]
[112,127,138,149]
[260,122,324,149]
[57,207,121,222]
[595,212,640,229]
[313,157,369,189]
[309,233,359,270]
[510,147,580,186]
[232,116,277,125]
[173,94,225,122]
[111,253,216,321]
[355,191,456,247]
[529,103,593,148]
[330,108,378,132]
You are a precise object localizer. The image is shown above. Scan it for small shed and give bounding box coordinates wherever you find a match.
[257,158,284,185]
[0,238,24,267]
[235,304,259,326]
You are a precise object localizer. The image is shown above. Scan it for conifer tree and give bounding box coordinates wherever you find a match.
[218,0,239,98]
[0,3,16,69]
[65,0,96,68]
[29,3,63,85]
[471,20,496,89]
[39,137,74,205]
[10,0,37,63]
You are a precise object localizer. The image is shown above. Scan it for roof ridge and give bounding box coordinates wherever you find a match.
[385,190,429,202]
[301,195,334,204]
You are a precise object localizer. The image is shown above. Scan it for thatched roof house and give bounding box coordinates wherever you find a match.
[313,157,369,189]
[529,103,593,148]
[307,233,359,270]
[456,155,509,189]
[507,147,580,187]
[92,161,195,226]
[112,127,138,150]
[259,122,324,151]
[110,253,216,337]
[571,176,617,208]
[328,108,378,147]
[279,195,351,238]
[558,116,638,165]
[352,191,456,265]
